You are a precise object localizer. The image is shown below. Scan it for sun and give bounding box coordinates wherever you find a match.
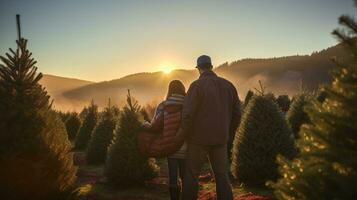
[159,63,175,74]
[162,67,173,74]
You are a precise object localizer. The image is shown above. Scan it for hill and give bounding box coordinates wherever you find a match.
[40,74,93,95]
[39,74,93,111]
[61,42,350,109]
[63,70,198,108]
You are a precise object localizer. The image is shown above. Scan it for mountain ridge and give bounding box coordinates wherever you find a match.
[41,41,350,111]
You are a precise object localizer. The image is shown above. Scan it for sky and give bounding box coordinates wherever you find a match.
[0,0,356,82]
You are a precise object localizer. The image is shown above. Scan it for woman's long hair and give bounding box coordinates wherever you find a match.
[166,80,186,99]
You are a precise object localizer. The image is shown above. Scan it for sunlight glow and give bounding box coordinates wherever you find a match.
[163,67,173,74]
[159,63,175,74]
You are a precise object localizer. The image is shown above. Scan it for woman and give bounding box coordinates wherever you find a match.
[140,80,186,200]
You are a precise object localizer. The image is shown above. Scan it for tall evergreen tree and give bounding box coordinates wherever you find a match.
[105,90,158,187]
[286,93,311,138]
[0,39,77,199]
[231,94,296,186]
[270,10,357,200]
[74,101,98,150]
[86,100,119,165]
[65,112,81,141]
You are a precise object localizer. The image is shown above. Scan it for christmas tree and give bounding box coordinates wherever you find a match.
[243,90,254,108]
[316,89,328,103]
[79,106,89,121]
[228,99,242,163]
[276,95,291,113]
[104,90,158,187]
[65,112,81,141]
[231,93,296,186]
[86,99,119,165]
[270,11,357,200]
[286,93,311,138]
[140,107,151,122]
[74,101,98,150]
[0,38,77,199]
[57,111,71,122]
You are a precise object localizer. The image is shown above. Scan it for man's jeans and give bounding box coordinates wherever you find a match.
[182,143,233,200]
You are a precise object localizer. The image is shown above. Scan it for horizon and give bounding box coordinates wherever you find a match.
[43,40,338,83]
[1,0,356,82]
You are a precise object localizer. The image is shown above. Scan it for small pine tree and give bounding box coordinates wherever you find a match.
[228,99,242,163]
[270,11,357,200]
[105,90,158,187]
[57,111,71,122]
[243,90,254,108]
[0,39,77,199]
[65,112,81,141]
[140,107,151,122]
[142,102,157,121]
[86,100,119,165]
[74,101,98,150]
[286,93,311,138]
[276,95,291,113]
[79,106,89,121]
[231,94,296,186]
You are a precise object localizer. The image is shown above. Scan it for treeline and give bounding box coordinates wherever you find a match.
[59,91,159,187]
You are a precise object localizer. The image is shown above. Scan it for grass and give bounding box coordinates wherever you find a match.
[73,154,169,200]
[202,181,273,198]
[72,151,274,200]
[79,164,104,174]
[75,183,169,200]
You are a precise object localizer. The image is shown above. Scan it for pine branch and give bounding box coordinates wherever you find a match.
[339,15,357,34]
[254,80,266,95]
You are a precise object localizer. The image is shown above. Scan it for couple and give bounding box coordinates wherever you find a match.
[142,55,241,200]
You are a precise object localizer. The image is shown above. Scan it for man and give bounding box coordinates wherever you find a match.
[176,55,241,200]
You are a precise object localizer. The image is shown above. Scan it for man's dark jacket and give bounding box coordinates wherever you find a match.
[181,70,241,145]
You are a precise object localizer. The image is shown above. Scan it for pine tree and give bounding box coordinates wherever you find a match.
[243,90,254,108]
[79,106,89,121]
[65,112,81,141]
[86,100,119,165]
[316,89,328,103]
[0,39,77,199]
[142,102,157,121]
[276,95,291,113]
[140,107,152,122]
[105,90,158,187]
[57,111,71,122]
[231,94,296,186]
[74,101,98,150]
[286,93,311,138]
[270,11,357,200]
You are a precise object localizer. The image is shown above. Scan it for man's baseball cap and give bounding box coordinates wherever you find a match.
[196,55,213,68]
